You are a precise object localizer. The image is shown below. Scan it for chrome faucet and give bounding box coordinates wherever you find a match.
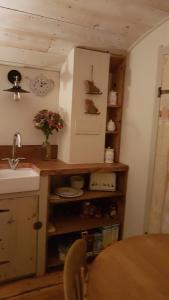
[2,132,25,169]
[12,132,22,158]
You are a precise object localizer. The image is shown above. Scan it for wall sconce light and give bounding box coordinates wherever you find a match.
[3,70,30,101]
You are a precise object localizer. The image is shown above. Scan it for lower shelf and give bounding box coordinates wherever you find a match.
[47,250,100,269]
[47,256,63,269]
[48,215,119,236]
[47,224,120,270]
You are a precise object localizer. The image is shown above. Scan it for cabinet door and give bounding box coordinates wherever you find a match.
[0,204,15,281]
[0,196,38,282]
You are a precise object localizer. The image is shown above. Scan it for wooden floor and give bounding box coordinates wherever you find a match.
[0,272,65,300]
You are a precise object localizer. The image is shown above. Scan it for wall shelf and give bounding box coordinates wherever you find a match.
[106,55,125,162]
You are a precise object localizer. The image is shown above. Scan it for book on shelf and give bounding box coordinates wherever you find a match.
[55,224,120,264]
[93,232,102,253]
[102,224,119,249]
[81,224,119,255]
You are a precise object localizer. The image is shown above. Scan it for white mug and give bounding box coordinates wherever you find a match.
[70,175,84,190]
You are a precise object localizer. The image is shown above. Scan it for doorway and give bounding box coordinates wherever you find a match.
[148,47,169,233]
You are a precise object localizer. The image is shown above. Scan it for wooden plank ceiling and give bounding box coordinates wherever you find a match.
[0,0,168,71]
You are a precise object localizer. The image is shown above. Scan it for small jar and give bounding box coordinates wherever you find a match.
[107,120,116,132]
[105,147,114,163]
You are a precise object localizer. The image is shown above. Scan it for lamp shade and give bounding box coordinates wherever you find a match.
[3,70,30,95]
[3,86,30,93]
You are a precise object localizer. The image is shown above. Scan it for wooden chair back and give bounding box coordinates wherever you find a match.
[63,239,87,300]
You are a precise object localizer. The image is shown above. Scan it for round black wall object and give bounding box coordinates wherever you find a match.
[7,70,22,84]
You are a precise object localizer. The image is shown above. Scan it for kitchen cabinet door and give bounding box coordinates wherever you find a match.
[0,196,38,282]
[0,204,15,281]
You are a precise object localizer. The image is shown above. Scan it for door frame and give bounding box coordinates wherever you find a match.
[144,45,169,233]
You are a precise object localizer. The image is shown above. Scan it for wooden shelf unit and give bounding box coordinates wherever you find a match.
[46,162,128,270]
[106,55,126,162]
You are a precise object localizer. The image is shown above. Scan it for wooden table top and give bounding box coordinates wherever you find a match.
[87,234,169,300]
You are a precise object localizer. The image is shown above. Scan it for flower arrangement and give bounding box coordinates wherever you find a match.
[33,109,64,144]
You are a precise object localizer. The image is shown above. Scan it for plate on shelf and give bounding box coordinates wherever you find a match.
[55,187,84,198]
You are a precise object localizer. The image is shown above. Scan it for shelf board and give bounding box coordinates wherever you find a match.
[107,104,121,108]
[47,250,100,269]
[49,190,123,204]
[86,92,102,95]
[48,215,119,236]
[39,162,128,176]
[85,112,100,115]
[105,130,118,134]
[47,255,64,268]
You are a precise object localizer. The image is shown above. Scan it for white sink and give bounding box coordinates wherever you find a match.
[0,168,40,194]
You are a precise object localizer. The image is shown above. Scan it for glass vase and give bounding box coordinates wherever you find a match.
[42,140,51,160]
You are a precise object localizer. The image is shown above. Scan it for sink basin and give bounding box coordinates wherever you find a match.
[0,168,40,194]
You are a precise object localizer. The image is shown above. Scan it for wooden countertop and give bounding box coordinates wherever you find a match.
[33,160,129,175]
[0,160,129,176]
[87,234,169,300]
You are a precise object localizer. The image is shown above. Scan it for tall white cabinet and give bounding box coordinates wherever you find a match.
[0,195,38,282]
[58,47,110,164]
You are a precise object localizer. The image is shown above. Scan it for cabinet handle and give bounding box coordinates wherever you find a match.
[0,209,10,213]
[33,221,43,230]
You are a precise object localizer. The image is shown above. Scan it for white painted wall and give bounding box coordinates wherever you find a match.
[120,19,169,238]
[0,65,60,145]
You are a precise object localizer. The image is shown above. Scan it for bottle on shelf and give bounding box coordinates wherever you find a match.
[81,202,91,218]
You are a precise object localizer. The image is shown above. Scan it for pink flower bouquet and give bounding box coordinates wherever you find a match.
[33,109,64,143]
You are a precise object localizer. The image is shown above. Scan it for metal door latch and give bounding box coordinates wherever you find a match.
[158,87,169,97]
